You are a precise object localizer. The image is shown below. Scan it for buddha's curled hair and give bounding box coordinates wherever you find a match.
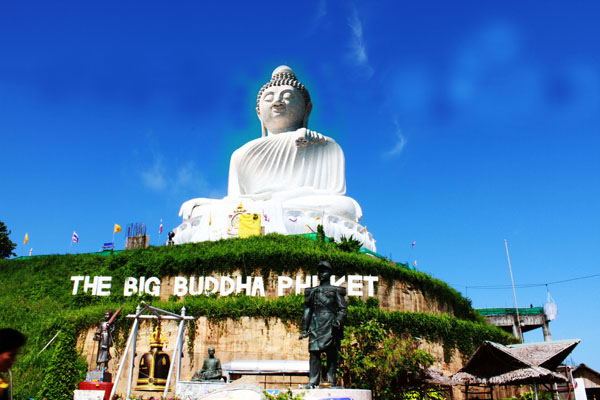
[256,70,311,114]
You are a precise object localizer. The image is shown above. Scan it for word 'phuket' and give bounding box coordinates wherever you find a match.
[70,275,379,297]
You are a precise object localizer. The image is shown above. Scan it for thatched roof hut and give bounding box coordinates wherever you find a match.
[506,339,580,370]
[451,340,580,386]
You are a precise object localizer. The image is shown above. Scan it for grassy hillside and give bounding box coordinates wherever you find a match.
[0,234,514,399]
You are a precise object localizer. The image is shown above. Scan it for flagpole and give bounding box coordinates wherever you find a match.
[158,219,163,246]
[68,238,73,254]
[504,239,523,342]
[407,242,415,266]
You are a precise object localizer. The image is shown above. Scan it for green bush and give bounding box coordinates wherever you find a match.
[38,324,87,400]
[339,319,435,399]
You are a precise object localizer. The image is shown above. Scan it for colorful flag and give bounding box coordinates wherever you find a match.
[72,231,79,243]
[412,241,416,248]
[159,221,163,234]
[24,233,29,245]
[114,224,122,234]
[414,260,418,267]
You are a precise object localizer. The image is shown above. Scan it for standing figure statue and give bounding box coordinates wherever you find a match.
[192,347,224,381]
[301,261,347,388]
[93,310,116,370]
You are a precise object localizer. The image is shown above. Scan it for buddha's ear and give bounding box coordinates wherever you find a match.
[257,108,266,137]
[303,102,313,129]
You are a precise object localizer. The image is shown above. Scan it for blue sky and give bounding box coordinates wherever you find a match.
[1,1,599,368]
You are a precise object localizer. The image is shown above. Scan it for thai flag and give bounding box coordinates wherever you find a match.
[72,231,79,243]
[412,241,416,248]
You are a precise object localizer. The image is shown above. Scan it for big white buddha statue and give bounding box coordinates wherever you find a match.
[173,66,375,251]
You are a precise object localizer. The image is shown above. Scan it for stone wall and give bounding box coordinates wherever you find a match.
[79,316,464,397]
[159,272,453,316]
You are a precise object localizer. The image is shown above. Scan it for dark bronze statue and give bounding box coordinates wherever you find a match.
[300,261,347,388]
[192,347,224,381]
[93,310,115,370]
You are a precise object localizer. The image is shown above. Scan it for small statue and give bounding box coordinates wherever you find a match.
[192,347,224,381]
[300,261,347,388]
[93,310,115,370]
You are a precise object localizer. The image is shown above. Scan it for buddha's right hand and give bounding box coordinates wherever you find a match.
[295,129,326,148]
[179,198,217,219]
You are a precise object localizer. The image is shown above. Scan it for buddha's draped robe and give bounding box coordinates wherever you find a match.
[228,128,346,198]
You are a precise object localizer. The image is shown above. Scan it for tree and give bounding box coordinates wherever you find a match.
[339,319,435,400]
[0,221,17,259]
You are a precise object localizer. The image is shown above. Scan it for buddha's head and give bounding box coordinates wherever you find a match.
[256,65,312,136]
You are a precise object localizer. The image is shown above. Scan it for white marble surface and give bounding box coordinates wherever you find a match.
[290,388,372,400]
[73,390,104,400]
[176,383,264,400]
[176,381,228,399]
[173,66,376,251]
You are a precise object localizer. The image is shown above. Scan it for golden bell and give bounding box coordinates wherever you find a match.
[135,325,171,391]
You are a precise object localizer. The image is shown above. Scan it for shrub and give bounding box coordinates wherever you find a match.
[38,324,87,400]
[339,319,435,400]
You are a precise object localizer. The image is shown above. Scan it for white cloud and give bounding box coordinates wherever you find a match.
[141,152,167,191]
[383,120,407,158]
[174,161,209,193]
[316,0,327,21]
[138,144,212,196]
[347,6,373,77]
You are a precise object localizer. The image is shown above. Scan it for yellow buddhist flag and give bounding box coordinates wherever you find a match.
[114,224,122,234]
[209,213,212,226]
[414,260,418,267]
[238,213,262,238]
[23,233,29,245]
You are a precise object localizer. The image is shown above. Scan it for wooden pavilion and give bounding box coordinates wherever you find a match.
[451,340,580,400]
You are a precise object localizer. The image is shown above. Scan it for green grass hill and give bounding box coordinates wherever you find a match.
[0,234,514,399]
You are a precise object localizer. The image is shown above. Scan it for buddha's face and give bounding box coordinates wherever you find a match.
[258,85,306,134]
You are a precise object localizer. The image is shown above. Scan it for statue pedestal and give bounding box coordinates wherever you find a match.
[85,370,111,382]
[290,388,372,400]
[176,381,227,399]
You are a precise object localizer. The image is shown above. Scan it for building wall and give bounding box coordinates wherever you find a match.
[159,272,454,316]
[79,316,465,397]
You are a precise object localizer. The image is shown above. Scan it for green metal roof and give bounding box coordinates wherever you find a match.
[477,307,545,316]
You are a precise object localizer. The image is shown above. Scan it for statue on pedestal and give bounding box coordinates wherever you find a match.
[93,310,115,370]
[173,66,375,251]
[192,347,224,381]
[300,261,347,388]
